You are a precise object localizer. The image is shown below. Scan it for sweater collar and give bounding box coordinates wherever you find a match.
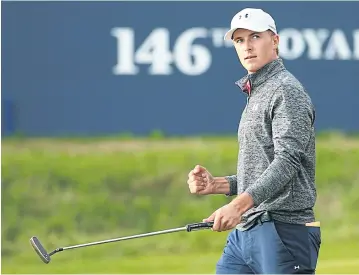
[235,58,286,95]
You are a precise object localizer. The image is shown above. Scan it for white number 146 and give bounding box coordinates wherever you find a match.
[111,27,212,75]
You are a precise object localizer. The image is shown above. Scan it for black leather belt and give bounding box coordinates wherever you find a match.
[256,211,273,225]
[240,211,273,230]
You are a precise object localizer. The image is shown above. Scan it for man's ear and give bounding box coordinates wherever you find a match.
[274,34,279,48]
[273,34,279,53]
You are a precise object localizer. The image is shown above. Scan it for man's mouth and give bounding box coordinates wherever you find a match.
[245,56,257,60]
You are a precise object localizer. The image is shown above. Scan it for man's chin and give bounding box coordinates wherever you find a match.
[239,60,261,73]
[244,64,260,74]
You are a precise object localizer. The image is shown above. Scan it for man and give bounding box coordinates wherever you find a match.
[187,8,321,274]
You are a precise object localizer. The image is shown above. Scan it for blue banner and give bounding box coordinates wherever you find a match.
[2,1,359,136]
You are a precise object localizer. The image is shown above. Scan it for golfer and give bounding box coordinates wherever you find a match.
[187,8,321,274]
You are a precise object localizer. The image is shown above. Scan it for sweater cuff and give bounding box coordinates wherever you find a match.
[225,175,238,196]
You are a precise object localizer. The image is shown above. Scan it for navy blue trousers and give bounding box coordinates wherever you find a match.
[216,220,321,274]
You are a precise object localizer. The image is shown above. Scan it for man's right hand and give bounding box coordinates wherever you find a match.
[187,165,215,195]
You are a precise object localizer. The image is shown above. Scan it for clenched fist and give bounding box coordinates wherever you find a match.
[187,165,215,195]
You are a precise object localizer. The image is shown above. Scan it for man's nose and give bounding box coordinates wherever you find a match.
[243,40,252,52]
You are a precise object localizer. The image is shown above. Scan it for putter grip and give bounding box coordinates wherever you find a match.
[186,221,214,232]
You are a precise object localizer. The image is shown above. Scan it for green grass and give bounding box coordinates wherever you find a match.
[3,239,359,273]
[2,134,359,273]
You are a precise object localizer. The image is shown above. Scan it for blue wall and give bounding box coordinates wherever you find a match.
[2,1,359,136]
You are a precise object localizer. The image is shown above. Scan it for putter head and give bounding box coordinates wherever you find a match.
[30,236,51,264]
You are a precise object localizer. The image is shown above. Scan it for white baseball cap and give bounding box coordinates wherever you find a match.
[224,8,277,41]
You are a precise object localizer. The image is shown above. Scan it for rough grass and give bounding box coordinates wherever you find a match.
[1,134,359,273]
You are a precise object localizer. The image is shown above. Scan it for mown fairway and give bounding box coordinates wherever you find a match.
[2,134,359,273]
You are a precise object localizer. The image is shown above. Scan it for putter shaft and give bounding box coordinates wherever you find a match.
[59,226,187,251]
[31,221,214,263]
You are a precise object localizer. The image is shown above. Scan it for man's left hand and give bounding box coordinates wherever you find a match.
[203,202,241,232]
[203,192,254,232]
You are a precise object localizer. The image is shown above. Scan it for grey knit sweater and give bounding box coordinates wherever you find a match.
[226,58,317,231]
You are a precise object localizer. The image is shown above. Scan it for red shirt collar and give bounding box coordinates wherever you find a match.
[245,80,252,96]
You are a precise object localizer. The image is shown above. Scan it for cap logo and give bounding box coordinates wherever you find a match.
[238,13,249,20]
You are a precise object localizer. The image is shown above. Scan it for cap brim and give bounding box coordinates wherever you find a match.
[224,28,236,41]
[223,25,273,41]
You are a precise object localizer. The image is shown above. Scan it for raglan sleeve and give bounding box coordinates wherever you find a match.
[244,85,315,206]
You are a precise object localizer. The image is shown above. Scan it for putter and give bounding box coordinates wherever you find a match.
[30,221,214,264]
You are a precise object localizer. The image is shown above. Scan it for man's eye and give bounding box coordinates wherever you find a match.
[253,35,260,39]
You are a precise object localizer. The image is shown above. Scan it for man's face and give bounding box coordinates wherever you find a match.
[232,28,279,74]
